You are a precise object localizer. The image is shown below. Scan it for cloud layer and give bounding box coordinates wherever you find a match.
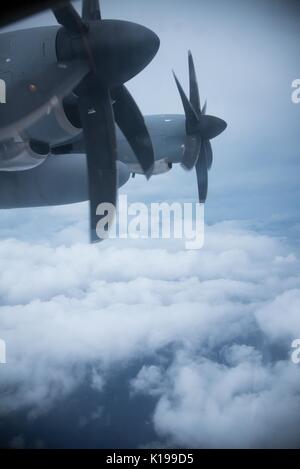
[0,216,300,448]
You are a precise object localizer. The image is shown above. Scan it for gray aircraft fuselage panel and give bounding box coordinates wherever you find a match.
[0,26,59,88]
[0,27,84,146]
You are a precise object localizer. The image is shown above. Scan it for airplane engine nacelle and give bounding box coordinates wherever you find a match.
[129,158,172,175]
[24,100,82,146]
[0,26,82,146]
[152,159,172,175]
[0,138,49,171]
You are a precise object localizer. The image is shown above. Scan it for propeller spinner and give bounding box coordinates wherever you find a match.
[173,51,227,203]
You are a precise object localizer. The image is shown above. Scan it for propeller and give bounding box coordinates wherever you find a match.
[52,0,159,242]
[173,51,227,203]
[82,0,101,21]
[62,84,155,180]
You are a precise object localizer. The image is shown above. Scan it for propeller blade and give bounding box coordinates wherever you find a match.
[53,3,88,34]
[173,72,199,131]
[204,140,213,170]
[202,100,207,115]
[82,0,101,21]
[195,144,208,203]
[181,135,201,170]
[77,75,117,243]
[0,61,89,140]
[188,50,201,116]
[111,85,154,178]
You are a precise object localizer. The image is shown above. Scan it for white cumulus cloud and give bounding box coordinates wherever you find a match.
[0,214,300,447]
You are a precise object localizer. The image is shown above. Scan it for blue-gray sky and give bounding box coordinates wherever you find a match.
[3,0,300,222]
[0,0,300,449]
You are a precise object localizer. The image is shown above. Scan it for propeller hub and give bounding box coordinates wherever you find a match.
[56,20,160,88]
[190,115,227,141]
[91,20,160,87]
